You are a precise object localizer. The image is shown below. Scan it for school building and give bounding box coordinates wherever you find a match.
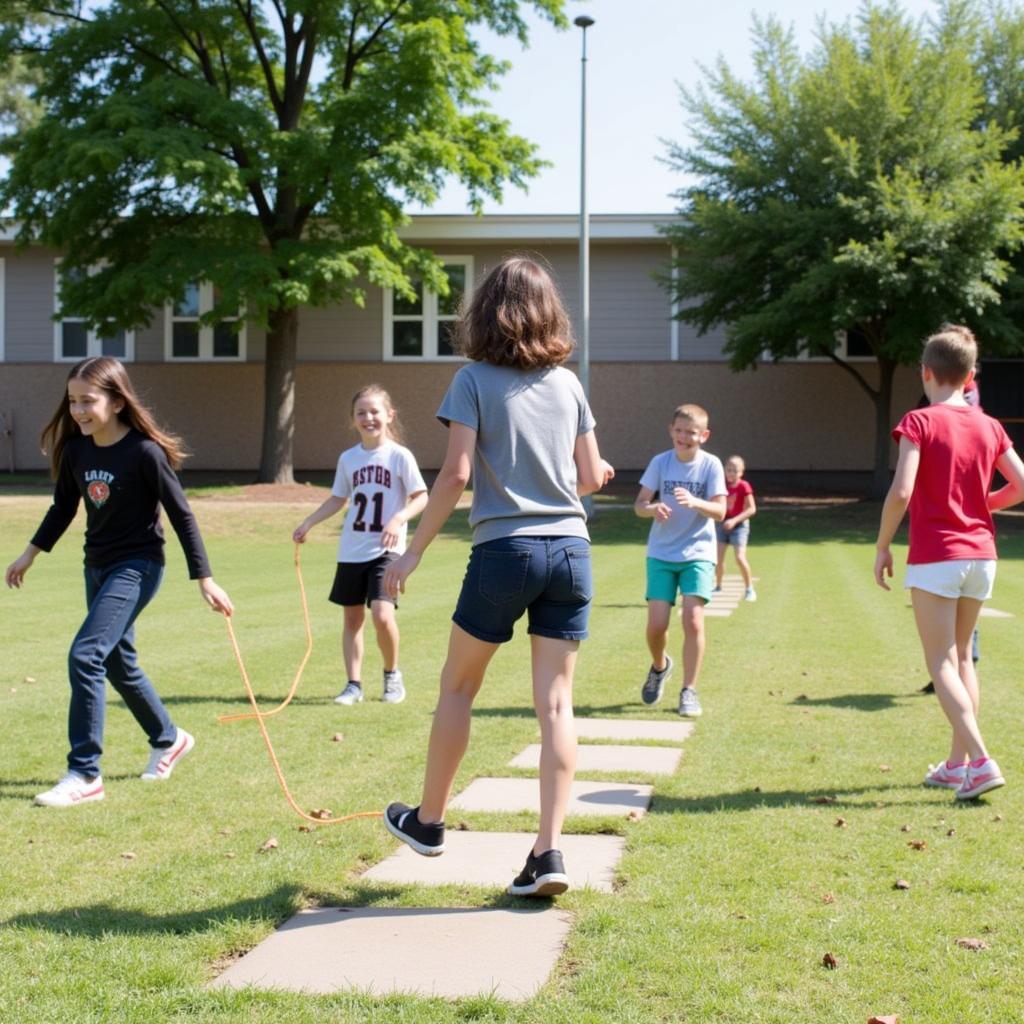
[0,213,995,477]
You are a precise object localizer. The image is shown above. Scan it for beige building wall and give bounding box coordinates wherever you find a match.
[0,360,920,474]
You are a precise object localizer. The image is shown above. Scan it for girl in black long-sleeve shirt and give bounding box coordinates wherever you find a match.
[5,357,233,807]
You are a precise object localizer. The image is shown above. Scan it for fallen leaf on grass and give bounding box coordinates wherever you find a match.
[822,952,838,969]
[331,733,344,743]
[259,837,279,853]
[219,828,231,836]
[224,852,236,859]
[298,825,313,833]
[900,824,912,832]
[946,828,956,837]
[993,814,1004,822]
[309,808,333,820]
[821,892,836,904]
[120,852,136,860]
[455,821,471,831]
[908,840,927,850]
[810,795,837,805]
[835,817,848,828]
[894,879,911,890]
[879,764,892,773]
[955,937,989,951]
[868,1016,899,1024]
[627,810,641,821]
[9,688,16,694]
[23,676,36,684]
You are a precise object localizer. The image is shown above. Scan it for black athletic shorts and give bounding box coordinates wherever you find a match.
[328,553,399,607]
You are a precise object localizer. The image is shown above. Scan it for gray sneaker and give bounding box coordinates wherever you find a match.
[382,669,406,705]
[641,655,673,706]
[678,686,702,718]
[334,682,364,706]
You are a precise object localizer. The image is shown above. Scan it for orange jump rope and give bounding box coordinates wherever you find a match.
[219,543,382,826]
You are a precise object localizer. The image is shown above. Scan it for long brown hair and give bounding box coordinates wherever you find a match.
[350,384,404,445]
[41,357,188,476]
[456,256,574,369]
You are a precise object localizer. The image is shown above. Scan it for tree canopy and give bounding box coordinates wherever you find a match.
[664,0,1024,494]
[0,0,564,481]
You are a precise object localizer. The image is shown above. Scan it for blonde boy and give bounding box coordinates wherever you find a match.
[875,325,1024,799]
[635,404,727,717]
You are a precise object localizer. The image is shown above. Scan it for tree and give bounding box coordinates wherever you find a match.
[0,0,563,482]
[664,2,1024,496]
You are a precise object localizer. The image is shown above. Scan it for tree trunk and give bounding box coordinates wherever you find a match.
[871,355,897,500]
[258,304,299,484]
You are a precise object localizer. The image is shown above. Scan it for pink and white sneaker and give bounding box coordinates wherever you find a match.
[924,759,967,789]
[956,758,1005,801]
[34,772,105,807]
[141,728,195,781]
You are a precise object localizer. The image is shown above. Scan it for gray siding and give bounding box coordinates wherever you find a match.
[297,285,382,361]
[3,246,58,362]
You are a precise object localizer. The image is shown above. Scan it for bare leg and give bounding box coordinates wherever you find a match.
[342,605,366,682]
[734,544,753,590]
[531,635,579,854]
[955,597,982,719]
[715,542,727,589]
[911,589,987,763]
[646,600,672,671]
[418,625,499,823]
[370,599,399,672]
[680,595,706,689]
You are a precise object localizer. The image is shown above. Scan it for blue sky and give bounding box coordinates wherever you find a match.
[421,0,943,215]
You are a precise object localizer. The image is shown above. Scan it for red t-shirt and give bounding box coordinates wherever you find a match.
[893,404,1012,564]
[726,479,754,519]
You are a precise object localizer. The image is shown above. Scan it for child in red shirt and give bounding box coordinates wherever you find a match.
[875,325,1024,799]
[715,455,757,600]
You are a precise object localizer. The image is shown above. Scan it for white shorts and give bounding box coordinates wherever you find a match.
[904,559,996,601]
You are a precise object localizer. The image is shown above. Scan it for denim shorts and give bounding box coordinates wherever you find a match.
[715,520,750,547]
[453,536,592,644]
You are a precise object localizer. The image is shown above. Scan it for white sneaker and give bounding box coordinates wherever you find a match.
[382,669,406,705]
[744,587,757,602]
[34,771,104,807]
[141,728,195,781]
[334,682,364,705]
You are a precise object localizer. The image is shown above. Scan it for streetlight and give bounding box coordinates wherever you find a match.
[575,15,593,408]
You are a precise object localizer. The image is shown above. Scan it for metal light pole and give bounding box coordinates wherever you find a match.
[575,15,593,405]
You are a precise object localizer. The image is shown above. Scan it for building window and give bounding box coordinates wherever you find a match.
[383,257,472,360]
[165,282,245,361]
[53,261,134,362]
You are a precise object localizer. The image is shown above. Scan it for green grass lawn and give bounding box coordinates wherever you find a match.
[2,493,1022,1023]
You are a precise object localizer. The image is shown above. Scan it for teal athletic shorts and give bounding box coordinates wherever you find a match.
[646,557,715,606]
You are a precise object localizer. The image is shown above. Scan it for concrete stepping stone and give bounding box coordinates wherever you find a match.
[509,743,681,775]
[574,717,694,742]
[703,607,735,618]
[363,831,626,892]
[980,607,1014,618]
[211,905,572,1001]
[449,777,652,817]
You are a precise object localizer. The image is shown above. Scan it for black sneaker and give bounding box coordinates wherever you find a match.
[508,848,570,897]
[384,801,445,856]
[641,655,673,705]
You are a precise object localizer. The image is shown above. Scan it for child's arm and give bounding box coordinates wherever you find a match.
[5,544,43,588]
[634,485,672,522]
[724,492,757,530]
[384,423,475,595]
[293,494,348,543]
[674,488,727,522]
[381,489,428,551]
[988,448,1024,512]
[574,430,615,496]
[874,436,920,590]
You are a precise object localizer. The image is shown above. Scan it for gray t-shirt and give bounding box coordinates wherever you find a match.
[639,448,726,563]
[437,361,596,545]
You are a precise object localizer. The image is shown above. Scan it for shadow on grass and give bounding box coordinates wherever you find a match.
[789,693,913,712]
[0,773,139,800]
[649,784,939,815]
[472,702,640,719]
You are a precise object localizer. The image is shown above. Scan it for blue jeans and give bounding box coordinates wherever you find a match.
[453,536,592,644]
[68,559,176,777]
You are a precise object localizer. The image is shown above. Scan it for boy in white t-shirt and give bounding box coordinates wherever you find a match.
[294,386,427,705]
[634,404,726,717]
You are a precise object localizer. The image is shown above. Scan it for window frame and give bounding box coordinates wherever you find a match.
[52,259,136,363]
[163,281,246,362]
[382,255,473,362]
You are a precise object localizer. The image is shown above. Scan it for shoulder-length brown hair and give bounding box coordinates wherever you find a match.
[41,356,188,477]
[455,256,575,369]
